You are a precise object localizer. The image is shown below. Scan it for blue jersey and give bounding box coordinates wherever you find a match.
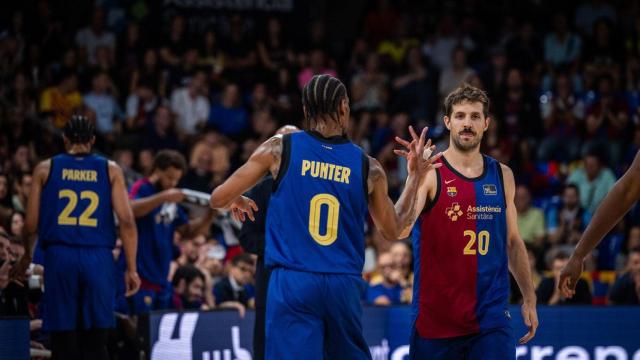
[128,178,188,285]
[265,131,368,275]
[39,153,116,248]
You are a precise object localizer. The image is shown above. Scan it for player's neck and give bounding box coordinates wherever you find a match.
[310,119,344,138]
[444,146,483,169]
[67,145,91,155]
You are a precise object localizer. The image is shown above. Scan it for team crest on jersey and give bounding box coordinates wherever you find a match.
[447,186,457,197]
[483,184,497,195]
[446,203,463,221]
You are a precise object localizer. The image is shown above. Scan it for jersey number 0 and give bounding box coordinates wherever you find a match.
[308,193,340,246]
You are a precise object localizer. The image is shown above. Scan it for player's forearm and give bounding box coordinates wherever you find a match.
[508,238,536,304]
[573,176,637,259]
[130,194,166,217]
[395,173,421,238]
[120,224,138,272]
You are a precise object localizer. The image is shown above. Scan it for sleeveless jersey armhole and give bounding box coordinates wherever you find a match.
[272,133,292,193]
[496,162,507,207]
[422,168,441,214]
[361,152,370,203]
[42,157,55,189]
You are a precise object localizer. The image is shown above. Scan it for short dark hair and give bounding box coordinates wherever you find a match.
[302,74,347,127]
[553,250,570,262]
[564,183,580,196]
[444,83,490,118]
[152,150,187,173]
[172,264,205,287]
[231,253,255,267]
[63,115,95,144]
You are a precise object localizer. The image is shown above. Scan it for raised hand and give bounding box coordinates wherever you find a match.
[394,126,443,177]
[229,195,259,222]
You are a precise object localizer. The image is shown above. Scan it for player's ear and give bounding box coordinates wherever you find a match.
[339,97,349,118]
[484,116,490,132]
[443,115,452,131]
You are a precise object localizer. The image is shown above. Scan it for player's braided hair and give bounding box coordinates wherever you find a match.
[63,115,95,144]
[301,74,347,129]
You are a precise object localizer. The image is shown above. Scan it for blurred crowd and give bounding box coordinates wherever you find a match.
[1,0,640,356]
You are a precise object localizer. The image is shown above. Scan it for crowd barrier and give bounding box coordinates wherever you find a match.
[147,306,640,360]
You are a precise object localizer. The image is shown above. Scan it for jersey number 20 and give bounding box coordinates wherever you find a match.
[463,230,490,255]
[58,189,99,227]
[308,193,339,246]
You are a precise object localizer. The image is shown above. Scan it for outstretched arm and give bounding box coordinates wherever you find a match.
[502,164,538,344]
[209,135,282,217]
[369,126,441,240]
[560,150,640,297]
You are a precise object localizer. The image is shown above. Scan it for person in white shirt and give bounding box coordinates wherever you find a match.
[170,71,210,138]
[74,8,116,65]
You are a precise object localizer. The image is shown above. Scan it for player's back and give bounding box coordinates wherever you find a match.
[412,155,509,339]
[266,130,368,274]
[39,152,116,248]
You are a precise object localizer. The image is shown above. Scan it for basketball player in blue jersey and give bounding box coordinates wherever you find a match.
[393,84,538,359]
[10,115,140,360]
[559,150,640,298]
[210,74,441,360]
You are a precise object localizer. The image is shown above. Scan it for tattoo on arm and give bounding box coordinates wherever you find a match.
[367,156,383,194]
[268,136,283,178]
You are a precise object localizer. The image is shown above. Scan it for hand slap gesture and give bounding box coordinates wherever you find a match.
[394,126,443,177]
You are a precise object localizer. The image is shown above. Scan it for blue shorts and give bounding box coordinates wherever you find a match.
[265,268,371,360]
[43,245,115,331]
[410,324,515,360]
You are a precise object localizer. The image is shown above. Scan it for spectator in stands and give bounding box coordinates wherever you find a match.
[11,172,31,212]
[544,13,582,67]
[350,53,388,112]
[538,73,585,162]
[221,15,257,87]
[75,7,116,65]
[257,18,294,74]
[609,247,640,305]
[536,251,592,305]
[171,264,206,310]
[123,150,215,315]
[366,252,404,306]
[0,173,12,220]
[548,184,589,245]
[566,151,616,213]
[83,72,122,145]
[438,47,475,101]
[170,71,210,138]
[389,241,413,303]
[125,77,159,134]
[39,69,82,128]
[297,49,337,89]
[6,211,24,243]
[214,253,255,308]
[141,106,181,152]
[583,74,630,165]
[574,0,617,36]
[515,185,546,249]
[160,15,188,67]
[208,83,249,139]
[391,46,434,121]
[179,141,214,193]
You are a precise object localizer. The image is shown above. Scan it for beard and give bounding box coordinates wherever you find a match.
[452,130,482,152]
